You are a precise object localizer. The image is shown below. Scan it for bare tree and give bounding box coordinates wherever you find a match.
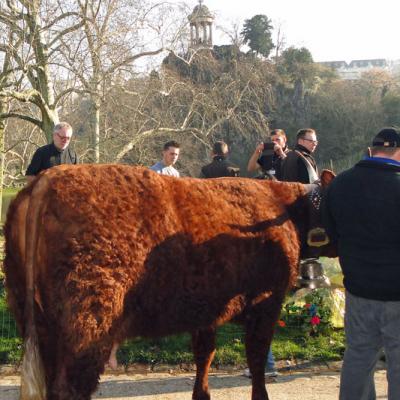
[273,19,286,60]
[0,27,15,215]
[215,18,245,48]
[91,50,273,175]
[59,0,189,162]
[0,0,85,141]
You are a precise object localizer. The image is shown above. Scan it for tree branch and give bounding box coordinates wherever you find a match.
[115,127,201,162]
[48,21,87,49]
[106,48,165,76]
[205,81,251,136]
[0,112,42,127]
[0,88,44,107]
[42,11,81,31]
[54,87,90,106]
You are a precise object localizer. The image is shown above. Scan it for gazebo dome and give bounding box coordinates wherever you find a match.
[188,4,213,23]
[188,1,214,50]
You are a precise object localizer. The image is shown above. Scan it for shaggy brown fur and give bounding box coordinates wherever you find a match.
[4,165,334,400]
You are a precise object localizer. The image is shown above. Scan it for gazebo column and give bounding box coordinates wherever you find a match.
[190,24,194,45]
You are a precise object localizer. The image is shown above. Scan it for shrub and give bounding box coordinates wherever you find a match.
[280,289,333,336]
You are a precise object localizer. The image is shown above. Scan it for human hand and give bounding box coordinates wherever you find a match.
[274,144,286,158]
[256,142,264,154]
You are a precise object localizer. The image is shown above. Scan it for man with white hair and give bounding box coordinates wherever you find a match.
[26,122,77,183]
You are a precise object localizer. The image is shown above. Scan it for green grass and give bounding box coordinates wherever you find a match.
[0,318,345,367]
[272,328,345,361]
[1,188,19,223]
[115,324,345,367]
[0,298,345,366]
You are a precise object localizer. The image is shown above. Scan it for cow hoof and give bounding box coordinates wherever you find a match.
[192,392,211,400]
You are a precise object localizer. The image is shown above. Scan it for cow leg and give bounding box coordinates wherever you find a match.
[68,348,106,400]
[48,362,68,400]
[48,347,105,400]
[244,303,282,400]
[106,341,119,370]
[191,327,216,400]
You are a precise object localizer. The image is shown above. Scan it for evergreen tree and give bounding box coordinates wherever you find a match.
[241,15,274,58]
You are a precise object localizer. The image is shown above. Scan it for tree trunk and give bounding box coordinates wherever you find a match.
[93,103,100,163]
[28,0,59,142]
[88,97,101,163]
[41,108,59,143]
[292,79,307,127]
[0,103,6,223]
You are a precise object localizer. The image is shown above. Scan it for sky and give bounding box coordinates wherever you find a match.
[184,0,400,63]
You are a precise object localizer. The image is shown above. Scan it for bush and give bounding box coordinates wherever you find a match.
[0,338,22,363]
[280,289,333,336]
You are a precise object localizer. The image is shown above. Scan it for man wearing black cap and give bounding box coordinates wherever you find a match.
[321,127,400,400]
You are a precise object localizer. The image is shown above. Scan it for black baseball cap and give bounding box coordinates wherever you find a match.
[372,127,400,147]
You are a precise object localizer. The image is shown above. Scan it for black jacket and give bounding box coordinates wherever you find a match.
[280,144,318,183]
[257,147,290,181]
[321,159,400,301]
[26,143,77,176]
[200,156,240,178]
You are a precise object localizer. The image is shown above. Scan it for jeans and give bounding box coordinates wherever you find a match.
[340,291,400,400]
[266,348,275,370]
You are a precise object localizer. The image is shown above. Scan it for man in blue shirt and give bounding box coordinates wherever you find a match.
[322,127,400,400]
[150,140,180,177]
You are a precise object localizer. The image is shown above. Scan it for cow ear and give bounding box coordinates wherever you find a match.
[320,169,335,188]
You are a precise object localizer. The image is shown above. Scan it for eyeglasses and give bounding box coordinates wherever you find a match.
[56,133,72,141]
[302,138,318,144]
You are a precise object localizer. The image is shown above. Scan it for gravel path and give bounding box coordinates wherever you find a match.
[0,364,388,400]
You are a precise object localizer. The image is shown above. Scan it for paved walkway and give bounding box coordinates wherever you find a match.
[0,364,388,400]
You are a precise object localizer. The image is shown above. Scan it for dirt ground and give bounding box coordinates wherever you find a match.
[0,362,388,400]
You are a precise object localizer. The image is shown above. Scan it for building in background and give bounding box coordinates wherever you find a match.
[319,59,400,80]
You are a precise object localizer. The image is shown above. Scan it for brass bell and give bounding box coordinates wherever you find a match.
[296,258,331,289]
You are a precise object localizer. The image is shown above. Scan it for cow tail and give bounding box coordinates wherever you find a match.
[20,176,49,400]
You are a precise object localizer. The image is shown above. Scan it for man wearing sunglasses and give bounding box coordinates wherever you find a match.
[26,122,77,183]
[281,128,319,183]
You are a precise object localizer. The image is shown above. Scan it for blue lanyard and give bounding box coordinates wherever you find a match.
[363,156,400,167]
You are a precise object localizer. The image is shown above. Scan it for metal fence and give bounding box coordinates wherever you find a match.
[0,308,18,339]
[0,283,19,340]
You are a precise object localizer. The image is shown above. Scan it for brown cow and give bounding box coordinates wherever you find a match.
[4,164,334,400]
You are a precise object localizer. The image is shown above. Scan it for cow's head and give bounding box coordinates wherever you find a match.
[301,170,336,259]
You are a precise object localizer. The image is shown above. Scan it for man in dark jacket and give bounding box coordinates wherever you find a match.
[281,128,319,183]
[26,122,77,183]
[321,127,400,400]
[200,141,240,178]
[247,128,290,180]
